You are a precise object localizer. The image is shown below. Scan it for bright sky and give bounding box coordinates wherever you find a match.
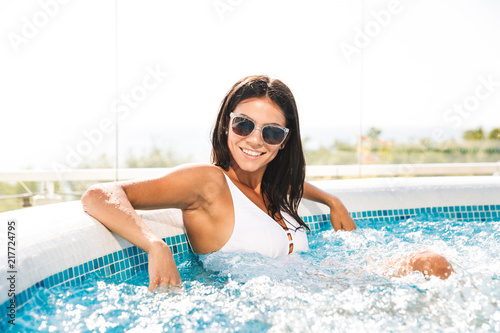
[1,0,500,170]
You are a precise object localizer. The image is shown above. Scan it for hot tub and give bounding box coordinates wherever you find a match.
[1,176,499,331]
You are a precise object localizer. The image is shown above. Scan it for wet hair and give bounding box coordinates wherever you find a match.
[211,75,309,232]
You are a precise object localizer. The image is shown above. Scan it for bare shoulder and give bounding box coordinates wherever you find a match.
[168,164,227,188]
[177,164,229,205]
[159,163,230,208]
[172,163,224,176]
[120,163,228,210]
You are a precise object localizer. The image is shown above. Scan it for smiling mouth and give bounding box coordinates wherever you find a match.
[241,148,265,157]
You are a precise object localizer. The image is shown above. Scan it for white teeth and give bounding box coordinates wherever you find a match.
[242,148,263,156]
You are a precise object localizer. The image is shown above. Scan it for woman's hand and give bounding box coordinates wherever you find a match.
[82,183,183,291]
[303,181,357,231]
[329,197,357,231]
[147,241,182,291]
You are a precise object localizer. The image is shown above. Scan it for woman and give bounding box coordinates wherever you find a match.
[82,75,452,290]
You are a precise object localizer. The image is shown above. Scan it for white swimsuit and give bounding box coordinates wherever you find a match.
[219,173,309,258]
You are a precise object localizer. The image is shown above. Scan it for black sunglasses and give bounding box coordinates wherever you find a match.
[229,113,289,146]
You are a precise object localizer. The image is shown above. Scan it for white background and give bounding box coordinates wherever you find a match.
[1,0,499,170]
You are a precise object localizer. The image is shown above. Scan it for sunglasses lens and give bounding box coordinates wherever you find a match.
[232,117,254,136]
[262,126,286,145]
[231,114,287,145]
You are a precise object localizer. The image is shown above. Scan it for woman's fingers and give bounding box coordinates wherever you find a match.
[147,242,182,291]
[148,274,182,291]
[343,217,357,231]
[331,215,342,231]
[330,204,357,231]
[148,277,160,292]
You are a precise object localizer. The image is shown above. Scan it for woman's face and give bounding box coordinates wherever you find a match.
[227,97,287,175]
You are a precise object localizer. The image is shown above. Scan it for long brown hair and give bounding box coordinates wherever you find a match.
[211,75,309,232]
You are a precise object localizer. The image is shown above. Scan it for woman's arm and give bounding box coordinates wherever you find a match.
[81,164,211,290]
[303,181,356,231]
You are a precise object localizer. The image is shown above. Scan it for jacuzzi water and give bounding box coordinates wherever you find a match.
[11,215,500,332]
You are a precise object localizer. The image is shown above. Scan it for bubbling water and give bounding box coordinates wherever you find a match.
[11,216,500,332]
